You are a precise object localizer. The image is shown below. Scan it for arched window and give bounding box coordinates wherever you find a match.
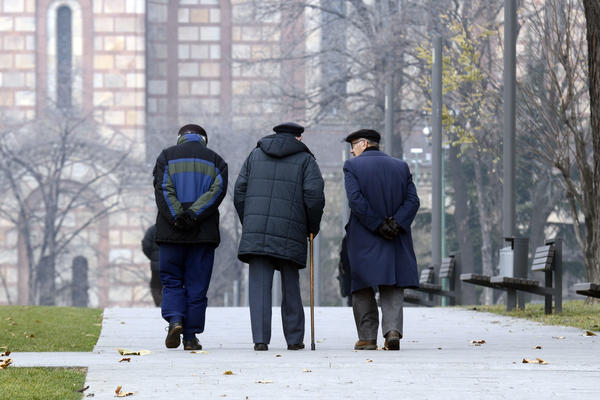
[56,5,72,109]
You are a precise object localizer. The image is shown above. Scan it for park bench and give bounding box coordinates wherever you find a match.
[574,282,600,299]
[405,254,461,306]
[461,239,562,314]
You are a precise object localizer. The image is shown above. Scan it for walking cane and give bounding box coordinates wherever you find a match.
[309,233,315,351]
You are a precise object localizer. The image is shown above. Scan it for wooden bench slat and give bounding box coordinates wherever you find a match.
[490,276,540,288]
[419,282,443,292]
[574,282,600,298]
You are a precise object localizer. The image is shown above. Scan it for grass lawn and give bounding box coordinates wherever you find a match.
[472,300,600,332]
[0,306,103,352]
[0,367,88,400]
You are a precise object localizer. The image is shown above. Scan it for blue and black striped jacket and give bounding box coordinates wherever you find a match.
[153,134,228,245]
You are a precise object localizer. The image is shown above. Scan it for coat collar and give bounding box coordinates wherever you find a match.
[177,133,206,146]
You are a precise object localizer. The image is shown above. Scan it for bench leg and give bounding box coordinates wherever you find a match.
[544,295,552,315]
[506,289,516,311]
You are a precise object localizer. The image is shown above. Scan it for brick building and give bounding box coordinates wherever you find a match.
[0,0,313,307]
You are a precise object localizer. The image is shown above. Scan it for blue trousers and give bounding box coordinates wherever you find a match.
[159,243,214,337]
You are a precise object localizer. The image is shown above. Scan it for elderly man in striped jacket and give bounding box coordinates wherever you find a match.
[153,124,228,351]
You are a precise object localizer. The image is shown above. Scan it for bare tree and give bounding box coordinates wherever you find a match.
[518,0,599,289]
[0,106,141,305]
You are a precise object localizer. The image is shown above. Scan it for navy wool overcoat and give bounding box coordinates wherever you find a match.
[343,149,420,292]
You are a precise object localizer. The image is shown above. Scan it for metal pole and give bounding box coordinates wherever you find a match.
[384,82,393,155]
[431,35,443,272]
[503,0,516,238]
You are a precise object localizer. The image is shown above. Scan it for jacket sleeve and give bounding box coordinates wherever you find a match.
[343,161,384,232]
[393,173,420,231]
[189,156,228,222]
[153,151,182,225]
[233,154,251,223]
[303,156,325,235]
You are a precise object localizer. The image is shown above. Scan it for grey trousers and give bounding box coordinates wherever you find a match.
[352,285,404,341]
[248,256,305,345]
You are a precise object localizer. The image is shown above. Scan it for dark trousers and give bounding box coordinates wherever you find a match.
[248,256,304,345]
[159,243,214,337]
[352,285,404,341]
[150,270,162,307]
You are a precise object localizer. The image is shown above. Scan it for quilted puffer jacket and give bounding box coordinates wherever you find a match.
[234,133,325,268]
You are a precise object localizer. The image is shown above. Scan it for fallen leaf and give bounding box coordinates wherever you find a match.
[76,386,89,393]
[552,336,565,339]
[470,339,486,346]
[24,332,35,339]
[437,347,442,350]
[256,380,273,384]
[120,322,126,325]
[190,350,208,354]
[303,369,312,373]
[116,348,151,356]
[534,345,542,350]
[115,386,134,397]
[223,370,233,375]
[366,359,373,363]
[0,358,13,369]
[0,350,10,357]
[522,358,548,365]
[584,331,597,336]
[275,354,282,358]
[119,358,131,363]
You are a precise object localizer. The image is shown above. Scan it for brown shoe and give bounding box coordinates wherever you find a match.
[354,340,377,350]
[384,330,401,350]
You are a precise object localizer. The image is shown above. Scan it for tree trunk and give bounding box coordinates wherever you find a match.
[474,158,494,305]
[583,0,600,288]
[448,143,477,304]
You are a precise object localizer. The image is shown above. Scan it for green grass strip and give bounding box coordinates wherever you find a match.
[471,300,600,331]
[0,367,87,400]
[0,306,103,352]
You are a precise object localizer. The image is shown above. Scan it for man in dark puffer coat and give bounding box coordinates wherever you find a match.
[153,124,228,351]
[234,122,325,351]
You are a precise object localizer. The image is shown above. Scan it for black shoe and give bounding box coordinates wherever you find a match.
[183,338,202,351]
[384,330,401,351]
[287,343,305,350]
[165,322,183,349]
[254,343,268,351]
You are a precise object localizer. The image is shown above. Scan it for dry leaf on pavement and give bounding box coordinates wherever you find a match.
[115,386,135,397]
[118,358,131,363]
[275,354,282,357]
[256,380,273,384]
[223,370,233,375]
[116,348,151,356]
[552,336,565,339]
[534,345,542,349]
[190,350,208,354]
[76,386,89,393]
[0,350,10,357]
[366,359,373,363]
[303,369,312,373]
[522,358,548,365]
[470,339,486,346]
[584,331,597,336]
[0,358,12,369]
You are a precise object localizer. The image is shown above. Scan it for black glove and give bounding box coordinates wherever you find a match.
[377,217,400,240]
[174,209,197,231]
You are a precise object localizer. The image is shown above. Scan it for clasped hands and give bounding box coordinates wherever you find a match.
[377,217,401,240]
[174,209,197,231]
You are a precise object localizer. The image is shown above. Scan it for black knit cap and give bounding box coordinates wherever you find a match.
[273,122,304,136]
[344,129,381,143]
[178,124,208,143]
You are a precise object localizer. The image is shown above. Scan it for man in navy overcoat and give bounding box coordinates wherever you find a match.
[343,129,420,350]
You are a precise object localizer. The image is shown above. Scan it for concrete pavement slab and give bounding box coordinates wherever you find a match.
[9,307,600,399]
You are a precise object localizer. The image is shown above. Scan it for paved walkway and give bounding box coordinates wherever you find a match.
[10,307,600,399]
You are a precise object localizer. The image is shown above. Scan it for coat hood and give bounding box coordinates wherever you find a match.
[257,133,313,158]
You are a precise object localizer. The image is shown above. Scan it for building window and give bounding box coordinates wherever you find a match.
[56,5,72,109]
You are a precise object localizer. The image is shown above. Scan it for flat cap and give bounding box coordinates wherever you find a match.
[273,122,304,135]
[344,129,381,143]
